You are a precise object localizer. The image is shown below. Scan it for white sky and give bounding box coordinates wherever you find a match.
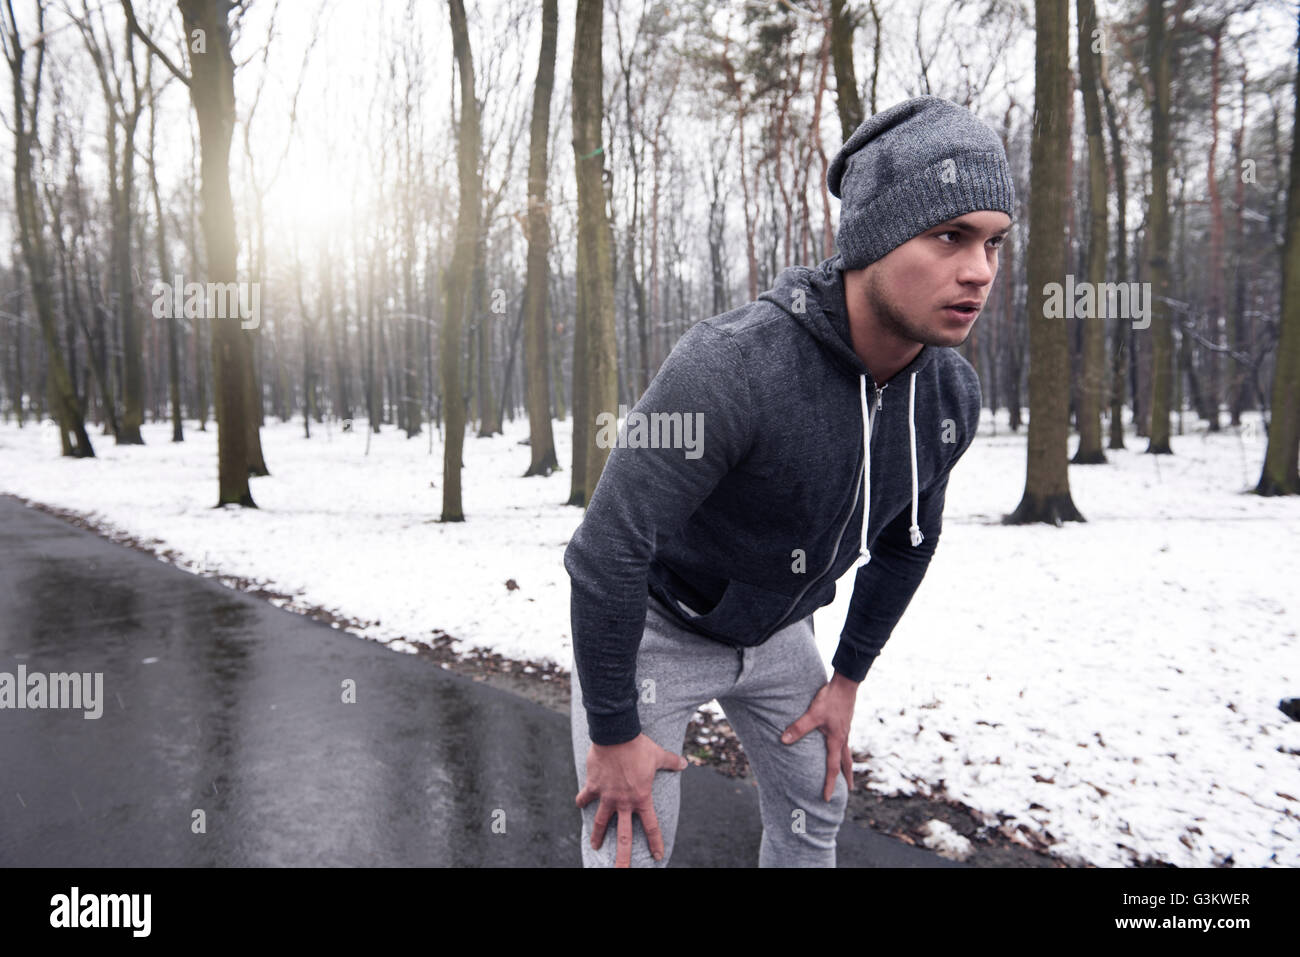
[2,0,1296,278]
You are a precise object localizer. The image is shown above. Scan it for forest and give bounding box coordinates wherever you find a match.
[0,0,1295,514]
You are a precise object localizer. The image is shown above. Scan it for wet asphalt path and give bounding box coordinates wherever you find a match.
[0,494,961,867]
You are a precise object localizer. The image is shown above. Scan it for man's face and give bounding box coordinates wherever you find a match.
[853,211,1012,348]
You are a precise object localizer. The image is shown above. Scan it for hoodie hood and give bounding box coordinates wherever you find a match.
[759,253,937,566]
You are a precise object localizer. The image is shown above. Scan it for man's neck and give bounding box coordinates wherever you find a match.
[843,277,923,386]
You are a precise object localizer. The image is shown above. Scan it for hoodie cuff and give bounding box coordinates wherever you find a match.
[831,639,881,684]
[587,705,642,747]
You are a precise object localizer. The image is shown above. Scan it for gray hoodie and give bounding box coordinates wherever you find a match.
[564,253,982,746]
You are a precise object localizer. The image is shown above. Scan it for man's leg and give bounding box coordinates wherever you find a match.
[715,614,848,867]
[570,595,737,867]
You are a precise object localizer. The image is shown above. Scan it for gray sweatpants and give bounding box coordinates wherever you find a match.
[570,593,849,867]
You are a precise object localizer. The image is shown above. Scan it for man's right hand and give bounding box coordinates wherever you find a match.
[574,733,689,867]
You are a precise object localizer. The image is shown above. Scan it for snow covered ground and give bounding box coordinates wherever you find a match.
[0,408,1295,868]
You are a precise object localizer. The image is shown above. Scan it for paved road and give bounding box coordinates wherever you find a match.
[0,494,962,867]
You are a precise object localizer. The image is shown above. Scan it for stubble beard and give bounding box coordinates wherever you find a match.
[865,268,972,348]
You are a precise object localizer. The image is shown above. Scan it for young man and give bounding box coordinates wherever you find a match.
[565,95,1015,867]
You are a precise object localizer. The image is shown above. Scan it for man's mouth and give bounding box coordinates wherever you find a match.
[943,302,981,319]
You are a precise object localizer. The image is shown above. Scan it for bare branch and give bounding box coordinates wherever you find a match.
[121,0,189,87]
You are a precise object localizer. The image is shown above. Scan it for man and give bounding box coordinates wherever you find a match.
[565,95,1014,867]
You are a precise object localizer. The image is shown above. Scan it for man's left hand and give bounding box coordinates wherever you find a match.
[780,671,860,802]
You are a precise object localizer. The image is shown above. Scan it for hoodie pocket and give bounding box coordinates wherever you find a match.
[687,578,794,645]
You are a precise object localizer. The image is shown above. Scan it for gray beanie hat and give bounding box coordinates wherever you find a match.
[827,95,1016,270]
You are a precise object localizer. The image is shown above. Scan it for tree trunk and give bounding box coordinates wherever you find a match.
[1005,0,1082,525]
[443,0,481,520]
[1204,23,1224,432]
[178,0,254,505]
[113,36,145,446]
[811,18,835,261]
[867,0,882,115]
[572,0,618,506]
[333,251,350,422]
[473,231,497,435]
[1000,106,1019,431]
[242,137,269,474]
[297,259,313,440]
[402,173,422,439]
[5,3,93,457]
[147,71,183,443]
[1073,0,1108,464]
[830,0,864,143]
[1256,7,1300,495]
[1228,65,1250,425]
[1099,22,1128,449]
[523,0,560,477]
[367,247,380,432]
[1145,0,1174,454]
[8,254,24,427]
[184,136,208,431]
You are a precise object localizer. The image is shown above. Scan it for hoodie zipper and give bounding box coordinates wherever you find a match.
[758,380,887,642]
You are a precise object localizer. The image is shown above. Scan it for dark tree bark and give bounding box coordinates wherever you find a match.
[571,0,618,506]
[1145,0,1174,454]
[1256,6,1300,495]
[77,8,148,445]
[1004,0,1083,525]
[3,0,94,457]
[1228,65,1250,425]
[1098,16,1128,450]
[830,0,864,143]
[522,0,560,477]
[1203,21,1225,432]
[1073,0,1108,463]
[145,58,183,442]
[442,0,481,520]
[130,0,256,504]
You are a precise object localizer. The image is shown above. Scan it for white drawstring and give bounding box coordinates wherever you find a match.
[858,375,872,566]
[907,371,924,547]
[858,370,922,567]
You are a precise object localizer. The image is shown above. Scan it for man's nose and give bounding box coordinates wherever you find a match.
[957,246,996,287]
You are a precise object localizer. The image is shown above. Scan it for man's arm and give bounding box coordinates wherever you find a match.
[786,466,960,803]
[564,322,755,746]
[832,470,951,682]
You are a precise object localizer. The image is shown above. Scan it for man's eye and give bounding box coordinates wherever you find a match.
[937,230,960,242]
[988,235,1006,248]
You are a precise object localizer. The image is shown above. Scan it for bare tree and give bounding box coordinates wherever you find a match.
[1005,0,1082,525]
[522,0,559,477]
[442,0,481,520]
[1145,0,1175,454]
[142,53,184,442]
[125,0,258,504]
[1098,5,1129,450]
[2,0,94,456]
[830,0,864,141]
[1072,0,1108,463]
[1256,4,1300,495]
[571,0,618,505]
[73,0,149,444]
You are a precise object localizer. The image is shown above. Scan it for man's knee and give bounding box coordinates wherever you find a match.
[787,771,848,831]
[766,738,850,831]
